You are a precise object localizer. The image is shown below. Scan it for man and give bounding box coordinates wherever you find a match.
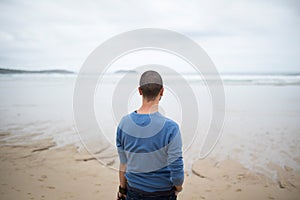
[116,70,184,200]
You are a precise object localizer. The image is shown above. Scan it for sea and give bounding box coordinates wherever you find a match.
[0,68,299,180]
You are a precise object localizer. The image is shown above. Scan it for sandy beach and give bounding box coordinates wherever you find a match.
[1,131,299,200]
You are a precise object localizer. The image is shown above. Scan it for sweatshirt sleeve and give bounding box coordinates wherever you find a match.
[116,127,127,164]
[167,124,184,186]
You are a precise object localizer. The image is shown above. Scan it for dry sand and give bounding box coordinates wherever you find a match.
[0,133,299,200]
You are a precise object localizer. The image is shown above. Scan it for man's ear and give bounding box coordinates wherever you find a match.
[160,87,164,96]
[138,87,143,95]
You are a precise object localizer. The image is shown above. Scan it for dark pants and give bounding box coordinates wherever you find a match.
[126,186,177,200]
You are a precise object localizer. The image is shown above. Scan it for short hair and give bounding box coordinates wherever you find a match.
[139,70,163,101]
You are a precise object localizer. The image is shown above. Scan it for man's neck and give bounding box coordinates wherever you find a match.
[137,98,160,114]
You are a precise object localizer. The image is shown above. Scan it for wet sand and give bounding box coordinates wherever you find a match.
[0,133,299,200]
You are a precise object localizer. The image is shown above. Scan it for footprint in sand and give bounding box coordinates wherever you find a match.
[38,175,48,182]
[41,175,47,179]
[47,186,55,189]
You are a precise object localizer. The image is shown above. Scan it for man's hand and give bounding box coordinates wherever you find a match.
[116,192,126,200]
[175,185,183,196]
[117,163,127,199]
[116,185,127,200]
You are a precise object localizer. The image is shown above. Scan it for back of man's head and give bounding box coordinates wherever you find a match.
[139,70,163,101]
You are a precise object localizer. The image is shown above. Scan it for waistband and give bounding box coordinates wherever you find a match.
[127,184,175,197]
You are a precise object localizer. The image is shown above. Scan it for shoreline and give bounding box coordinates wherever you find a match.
[0,132,299,199]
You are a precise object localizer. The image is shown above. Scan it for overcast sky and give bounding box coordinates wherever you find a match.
[0,0,299,73]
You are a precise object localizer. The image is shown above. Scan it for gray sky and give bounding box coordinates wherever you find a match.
[0,0,299,73]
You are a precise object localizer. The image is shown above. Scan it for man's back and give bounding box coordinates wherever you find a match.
[116,111,183,192]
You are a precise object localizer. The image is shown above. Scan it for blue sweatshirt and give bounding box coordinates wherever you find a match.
[116,111,184,192]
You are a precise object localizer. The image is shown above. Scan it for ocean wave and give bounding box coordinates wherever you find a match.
[1,68,300,85]
[0,68,75,75]
[182,73,300,86]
